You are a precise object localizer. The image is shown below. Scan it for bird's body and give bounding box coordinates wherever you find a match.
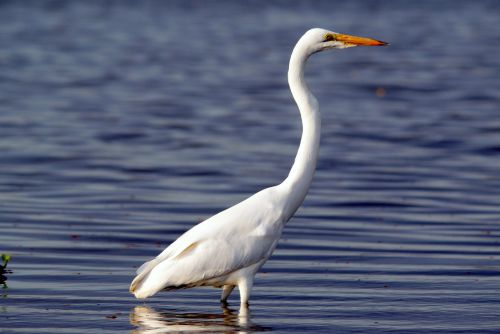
[130,185,286,302]
[130,28,386,308]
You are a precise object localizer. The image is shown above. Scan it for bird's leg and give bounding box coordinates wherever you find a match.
[237,277,254,308]
[221,284,235,303]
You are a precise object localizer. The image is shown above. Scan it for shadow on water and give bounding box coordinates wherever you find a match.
[130,305,270,333]
[0,274,7,290]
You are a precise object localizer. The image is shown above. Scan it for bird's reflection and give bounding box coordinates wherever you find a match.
[130,304,268,333]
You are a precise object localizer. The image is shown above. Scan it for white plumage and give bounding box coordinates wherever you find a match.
[130,28,387,308]
[131,186,284,300]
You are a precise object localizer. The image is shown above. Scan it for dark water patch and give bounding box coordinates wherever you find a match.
[474,145,500,155]
[97,132,146,143]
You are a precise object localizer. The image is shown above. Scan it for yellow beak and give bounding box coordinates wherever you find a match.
[334,33,388,46]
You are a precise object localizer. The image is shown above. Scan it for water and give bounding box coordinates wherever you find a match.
[1,1,500,333]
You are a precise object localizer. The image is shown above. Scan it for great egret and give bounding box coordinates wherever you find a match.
[130,28,387,308]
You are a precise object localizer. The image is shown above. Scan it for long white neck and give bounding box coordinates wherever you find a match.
[278,41,321,221]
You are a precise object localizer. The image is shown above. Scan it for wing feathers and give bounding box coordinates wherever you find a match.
[174,240,201,259]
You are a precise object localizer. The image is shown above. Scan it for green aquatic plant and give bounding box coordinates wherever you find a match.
[1,254,10,270]
[0,254,10,276]
[0,254,10,289]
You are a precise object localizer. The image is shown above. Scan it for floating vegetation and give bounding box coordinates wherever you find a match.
[1,254,11,288]
[1,254,10,270]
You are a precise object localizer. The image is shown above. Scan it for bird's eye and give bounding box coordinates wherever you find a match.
[323,34,336,42]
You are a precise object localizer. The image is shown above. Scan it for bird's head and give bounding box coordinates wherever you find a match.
[301,28,387,54]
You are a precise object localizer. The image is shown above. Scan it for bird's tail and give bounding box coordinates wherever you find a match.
[129,258,160,299]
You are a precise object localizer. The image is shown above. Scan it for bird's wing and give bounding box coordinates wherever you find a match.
[130,186,285,297]
[154,234,277,287]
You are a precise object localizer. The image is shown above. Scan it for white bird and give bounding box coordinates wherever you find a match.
[130,28,387,308]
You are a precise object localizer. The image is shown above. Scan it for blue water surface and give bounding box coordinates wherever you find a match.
[1,1,500,333]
